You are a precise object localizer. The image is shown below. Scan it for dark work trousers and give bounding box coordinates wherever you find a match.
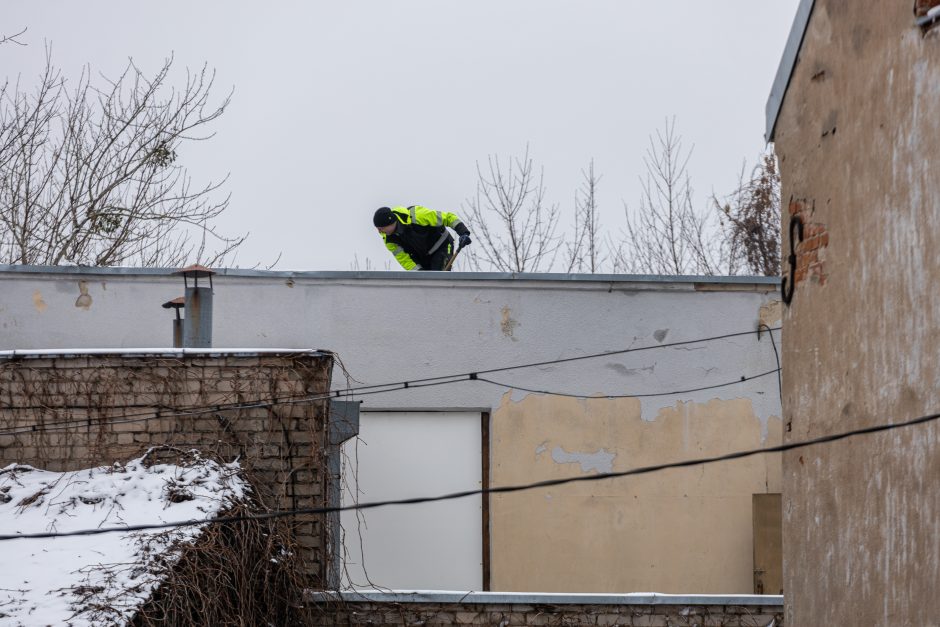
[421,236,455,271]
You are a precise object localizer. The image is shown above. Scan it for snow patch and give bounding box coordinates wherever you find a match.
[0,452,248,626]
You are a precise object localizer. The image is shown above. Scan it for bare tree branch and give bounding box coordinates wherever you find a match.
[612,118,725,276]
[714,150,781,276]
[565,159,605,273]
[0,28,27,47]
[0,49,245,267]
[462,145,561,272]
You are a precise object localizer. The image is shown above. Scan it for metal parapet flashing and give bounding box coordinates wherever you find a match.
[766,0,817,142]
[0,264,780,289]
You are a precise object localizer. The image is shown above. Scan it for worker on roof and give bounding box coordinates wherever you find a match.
[373,205,472,271]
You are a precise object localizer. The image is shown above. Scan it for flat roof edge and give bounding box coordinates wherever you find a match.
[306,590,784,607]
[0,264,780,287]
[766,0,816,142]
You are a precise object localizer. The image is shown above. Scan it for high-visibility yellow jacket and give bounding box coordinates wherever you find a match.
[380,205,470,270]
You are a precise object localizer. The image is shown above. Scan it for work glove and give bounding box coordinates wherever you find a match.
[459,233,472,248]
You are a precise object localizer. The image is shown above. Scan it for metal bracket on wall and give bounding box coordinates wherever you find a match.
[781,215,804,306]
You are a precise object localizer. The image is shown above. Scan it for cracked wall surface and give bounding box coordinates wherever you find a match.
[774,1,940,623]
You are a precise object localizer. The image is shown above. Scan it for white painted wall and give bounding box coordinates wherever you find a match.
[0,268,781,430]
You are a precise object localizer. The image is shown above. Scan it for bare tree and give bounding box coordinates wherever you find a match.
[0,50,245,267]
[463,146,561,272]
[714,150,781,276]
[612,119,726,275]
[565,159,605,273]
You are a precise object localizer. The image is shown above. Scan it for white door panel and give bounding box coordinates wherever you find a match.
[341,411,483,591]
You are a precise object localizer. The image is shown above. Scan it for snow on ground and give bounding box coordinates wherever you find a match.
[0,452,248,626]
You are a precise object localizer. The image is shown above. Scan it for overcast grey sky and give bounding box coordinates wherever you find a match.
[4,1,798,271]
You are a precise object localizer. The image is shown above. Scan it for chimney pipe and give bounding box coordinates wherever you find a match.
[161,297,186,348]
[174,265,216,348]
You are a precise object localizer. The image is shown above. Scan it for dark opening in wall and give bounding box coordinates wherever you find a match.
[915,0,940,15]
[915,0,940,31]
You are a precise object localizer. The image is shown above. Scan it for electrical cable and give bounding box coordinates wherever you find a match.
[758,323,783,402]
[1,407,936,542]
[0,378,465,436]
[445,326,780,377]
[0,326,781,436]
[0,366,779,435]
[475,368,781,399]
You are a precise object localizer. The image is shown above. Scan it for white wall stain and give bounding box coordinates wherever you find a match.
[550,446,615,474]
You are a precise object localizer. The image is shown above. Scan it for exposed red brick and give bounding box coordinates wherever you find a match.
[784,198,829,294]
[915,0,940,17]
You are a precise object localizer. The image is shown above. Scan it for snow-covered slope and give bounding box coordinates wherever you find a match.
[0,452,248,626]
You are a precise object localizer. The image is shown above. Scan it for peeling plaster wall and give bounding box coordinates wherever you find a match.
[492,394,782,593]
[0,269,780,593]
[773,1,940,624]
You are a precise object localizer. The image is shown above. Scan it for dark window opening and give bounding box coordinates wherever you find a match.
[915,0,940,30]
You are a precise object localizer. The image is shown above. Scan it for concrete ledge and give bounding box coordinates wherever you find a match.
[306,590,785,607]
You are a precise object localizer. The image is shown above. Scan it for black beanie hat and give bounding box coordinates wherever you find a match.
[373,207,395,227]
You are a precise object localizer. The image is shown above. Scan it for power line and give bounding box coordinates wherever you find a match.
[475,367,781,399]
[0,379,461,436]
[0,366,779,436]
[0,326,781,436]
[453,326,780,377]
[2,407,935,542]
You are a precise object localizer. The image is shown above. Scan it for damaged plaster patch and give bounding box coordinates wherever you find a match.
[640,396,778,443]
[759,300,782,328]
[75,281,93,310]
[551,446,615,474]
[606,363,655,377]
[500,306,520,340]
[32,291,47,313]
[535,441,548,457]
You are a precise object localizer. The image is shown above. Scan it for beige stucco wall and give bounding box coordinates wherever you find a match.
[774,1,940,624]
[491,394,782,593]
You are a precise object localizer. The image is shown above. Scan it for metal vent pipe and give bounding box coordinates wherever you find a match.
[174,265,216,348]
[161,297,186,348]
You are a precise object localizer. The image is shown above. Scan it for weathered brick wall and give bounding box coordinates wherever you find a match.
[311,599,784,626]
[785,198,829,290]
[0,351,332,581]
